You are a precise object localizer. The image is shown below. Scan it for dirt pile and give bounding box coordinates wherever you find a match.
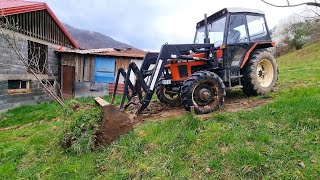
[95,105,133,146]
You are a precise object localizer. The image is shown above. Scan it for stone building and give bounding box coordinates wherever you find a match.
[0,0,78,111]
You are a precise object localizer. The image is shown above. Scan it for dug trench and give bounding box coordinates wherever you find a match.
[102,92,270,145]
[61,92,271,150]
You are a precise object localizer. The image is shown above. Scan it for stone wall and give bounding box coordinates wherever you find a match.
[0,31,61,112]
[0,80,52,111]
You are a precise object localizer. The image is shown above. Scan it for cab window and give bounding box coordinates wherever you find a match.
[227,14,248,44]
[246,15,269,42]
[194,17,226,47]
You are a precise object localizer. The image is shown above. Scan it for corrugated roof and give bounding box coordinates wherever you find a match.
[0,0,79,48]
[57,48,147,58]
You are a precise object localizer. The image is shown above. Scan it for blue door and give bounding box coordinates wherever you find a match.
[94,56,115,83]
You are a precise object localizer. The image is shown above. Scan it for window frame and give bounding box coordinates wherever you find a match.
[7,80,31,94]
[226,13,250,45]
[194,15,228,45]
[28,40,48,74]
[245,14,270,42]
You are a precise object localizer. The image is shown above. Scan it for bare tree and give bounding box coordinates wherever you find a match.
[261,0,320,7]
[0,16,65,106]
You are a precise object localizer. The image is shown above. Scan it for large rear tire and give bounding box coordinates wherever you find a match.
[156,80,181,107]
[242,50,278,96]
[181,71,226,114]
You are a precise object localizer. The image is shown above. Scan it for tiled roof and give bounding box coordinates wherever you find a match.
[0,0,79,48]
[57,48,147,58]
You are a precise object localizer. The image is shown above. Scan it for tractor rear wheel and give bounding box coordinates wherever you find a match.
[242,50,278,96]
[156,80,181,107]
[181,71,226,114]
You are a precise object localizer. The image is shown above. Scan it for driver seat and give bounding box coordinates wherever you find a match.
[227,29,241,44]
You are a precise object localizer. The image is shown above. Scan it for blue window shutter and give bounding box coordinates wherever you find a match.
[94,56,115,83]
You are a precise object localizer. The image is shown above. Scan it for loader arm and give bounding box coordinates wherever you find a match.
[113,43,218,114]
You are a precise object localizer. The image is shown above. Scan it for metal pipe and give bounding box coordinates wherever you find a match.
[204,13,210,44]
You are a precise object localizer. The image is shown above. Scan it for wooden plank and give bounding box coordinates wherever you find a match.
[7,89,32,95]
[42,11,45,39]
[32,11,35,36]
[83,56,90,82]
[49,15,51,42]
[115,58,131,70]
[74,54,79,82]
[18,14,21,33]
[79,55,84,82]
[54,21,56,44]
[115,58,131,83]
[34,11,37,37]
[27,12,30,35]
[94,97,110,107]
[90,56,95,82]
[44,11,47,40]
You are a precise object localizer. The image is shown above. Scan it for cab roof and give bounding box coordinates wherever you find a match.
[227,8,264,14]
[196,8,265,28]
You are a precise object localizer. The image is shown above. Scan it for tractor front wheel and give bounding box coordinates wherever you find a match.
[181,71,226,114]
[242,50,278,96]
[156,81,181,107]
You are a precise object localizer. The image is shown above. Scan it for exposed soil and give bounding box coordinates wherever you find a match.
[70,93,271,147]
[95,105,133,146]
[218,96,270,113]
[130,94,271,123]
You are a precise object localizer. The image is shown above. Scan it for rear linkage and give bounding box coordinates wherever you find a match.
[111,43,219,114]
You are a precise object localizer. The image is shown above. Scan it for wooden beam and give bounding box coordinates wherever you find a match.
[28,12,31,35]
[32,11,35,36]
[94,97,110,107]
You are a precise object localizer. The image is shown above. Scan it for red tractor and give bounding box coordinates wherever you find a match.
[112,8,278,114]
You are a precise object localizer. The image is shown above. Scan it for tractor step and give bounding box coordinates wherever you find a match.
[230,75,243,79]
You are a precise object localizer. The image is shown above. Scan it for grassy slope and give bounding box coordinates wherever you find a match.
[0,43,320,179]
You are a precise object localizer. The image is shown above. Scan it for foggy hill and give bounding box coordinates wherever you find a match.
[63,23,135,49]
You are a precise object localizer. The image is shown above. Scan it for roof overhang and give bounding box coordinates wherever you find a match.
[56,48,147,58]
[0,0,79,48]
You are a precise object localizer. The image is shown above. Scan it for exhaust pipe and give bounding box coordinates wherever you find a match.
[204,13,210,44]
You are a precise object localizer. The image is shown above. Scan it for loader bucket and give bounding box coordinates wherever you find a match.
[94,97,133,146]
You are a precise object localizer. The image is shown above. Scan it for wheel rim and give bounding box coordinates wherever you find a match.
[256,59,274,87]
[191,81,218,109]
[163,86,179,101]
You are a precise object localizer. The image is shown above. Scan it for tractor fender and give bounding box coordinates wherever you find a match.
[240,42,275,68]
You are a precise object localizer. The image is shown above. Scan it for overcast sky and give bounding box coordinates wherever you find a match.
[36,0,308,50]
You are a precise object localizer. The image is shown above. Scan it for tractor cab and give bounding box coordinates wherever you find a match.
[194,8,271,46]
[194,8,274,85]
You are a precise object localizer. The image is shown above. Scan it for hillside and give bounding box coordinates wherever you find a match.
[0,43,320,178]
[63,23,135,49]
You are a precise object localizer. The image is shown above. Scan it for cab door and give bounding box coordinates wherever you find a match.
[224,14,250,79]
[225,14,250,66]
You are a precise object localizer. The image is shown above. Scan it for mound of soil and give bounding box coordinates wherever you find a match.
[95,105,133,146]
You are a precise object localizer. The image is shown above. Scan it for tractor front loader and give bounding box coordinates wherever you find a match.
[111,8,278,115]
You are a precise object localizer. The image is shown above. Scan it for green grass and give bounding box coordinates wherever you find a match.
[0,102,63,128]
[1,42,320,179]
